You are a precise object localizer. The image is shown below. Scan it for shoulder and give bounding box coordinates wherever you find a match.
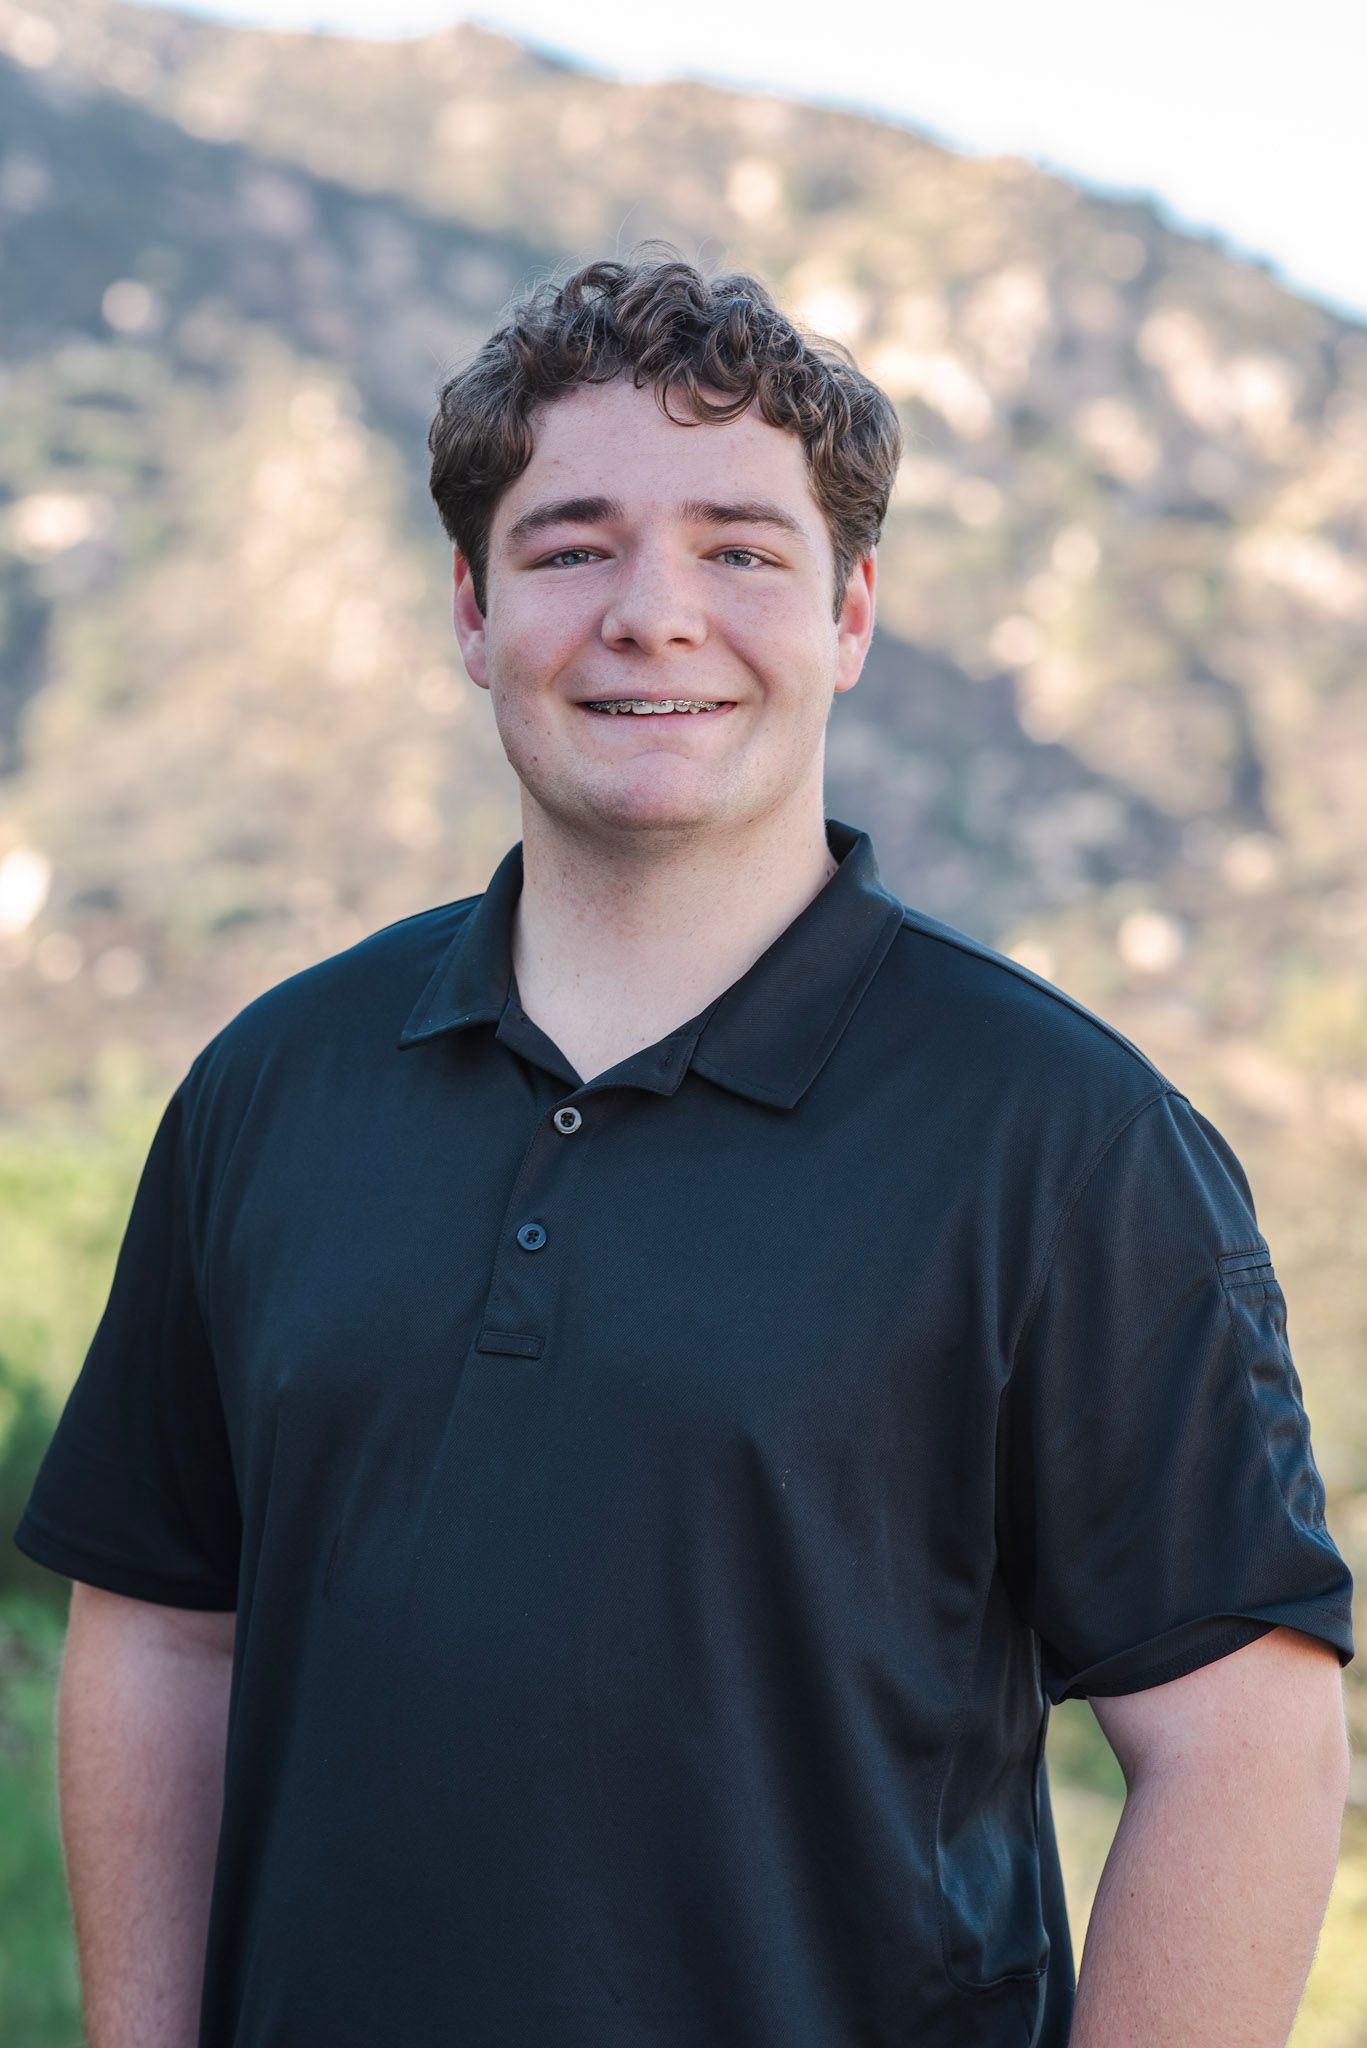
[883,899,1169,1084]
[177,893,480,1139]
[873,896,1177,1147]
[874,904,1267,1253]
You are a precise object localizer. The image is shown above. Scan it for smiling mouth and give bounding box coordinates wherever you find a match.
[579,698,735,716]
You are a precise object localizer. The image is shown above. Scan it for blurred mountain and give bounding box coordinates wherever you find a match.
[4,0,1367,1895]
[1,0,1365,1321]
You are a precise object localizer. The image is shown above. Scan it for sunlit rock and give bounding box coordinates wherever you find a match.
[0,844,52,935]
[1116,909,1185,974]
[102,279,160,334]
[9,491,111,560]
[727,158,783,227]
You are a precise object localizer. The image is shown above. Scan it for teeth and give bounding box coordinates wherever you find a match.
[585,698,721,713]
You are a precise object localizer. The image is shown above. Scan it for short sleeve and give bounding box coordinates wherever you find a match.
[11,1064,241,1609]
[995,1087,1355,1705]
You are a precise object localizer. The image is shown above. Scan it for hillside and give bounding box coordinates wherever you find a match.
[0,0,1364,1615]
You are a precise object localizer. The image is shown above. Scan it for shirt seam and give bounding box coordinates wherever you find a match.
[170,1058,247,1517]
[372,891,483,939]
[195,1048,271,1346]
[121,1056,229,1408]
[1006,1082,1179,1371]
[893,912,1170,1083]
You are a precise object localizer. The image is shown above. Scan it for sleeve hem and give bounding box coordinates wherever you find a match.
[1047,1606,1355,1705]
[11,1507,238,1612]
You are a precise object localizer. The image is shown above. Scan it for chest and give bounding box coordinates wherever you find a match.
[204,1044,1014,1531]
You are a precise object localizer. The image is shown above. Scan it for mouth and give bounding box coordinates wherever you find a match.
[576,697,737,718]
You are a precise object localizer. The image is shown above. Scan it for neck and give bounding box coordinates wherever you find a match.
[509,795,840,1070]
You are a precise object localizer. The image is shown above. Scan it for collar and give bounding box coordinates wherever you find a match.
[396,816,904,1110]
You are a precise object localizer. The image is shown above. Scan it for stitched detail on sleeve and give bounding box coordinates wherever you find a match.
[1218,1245,1274,1291]
[1218,1263,1328,1529]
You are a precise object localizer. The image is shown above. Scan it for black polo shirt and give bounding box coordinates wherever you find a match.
[14,814,1355,2048]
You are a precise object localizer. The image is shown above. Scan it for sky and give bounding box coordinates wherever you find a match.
[128,0,1367,327]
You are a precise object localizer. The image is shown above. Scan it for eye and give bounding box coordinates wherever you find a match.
[538,548,601,568]
[714,547,768,569]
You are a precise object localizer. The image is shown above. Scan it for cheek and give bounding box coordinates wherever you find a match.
[731,596,834,690]
[486,605,584,698]
[737,576,831,640]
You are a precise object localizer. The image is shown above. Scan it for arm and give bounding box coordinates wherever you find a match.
[56,1580,236,2048]
[1070,1627,1351,2048]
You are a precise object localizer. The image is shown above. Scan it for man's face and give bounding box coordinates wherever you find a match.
[451,375,876,848]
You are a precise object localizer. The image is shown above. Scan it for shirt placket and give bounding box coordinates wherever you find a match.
[472,1018,696,1363]
[473,1089,592,1360]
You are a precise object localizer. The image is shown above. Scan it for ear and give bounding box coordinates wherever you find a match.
[833,552,877,696]
[452,549,489,691]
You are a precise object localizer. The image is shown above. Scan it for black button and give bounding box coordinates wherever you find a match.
[516,1222,547,1251]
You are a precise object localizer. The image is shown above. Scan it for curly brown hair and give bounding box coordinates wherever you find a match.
[427,249,903,623]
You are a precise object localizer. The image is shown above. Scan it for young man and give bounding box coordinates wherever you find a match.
[14,256,1355,2048]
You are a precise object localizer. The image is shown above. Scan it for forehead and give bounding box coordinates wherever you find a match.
[492,377,820,537]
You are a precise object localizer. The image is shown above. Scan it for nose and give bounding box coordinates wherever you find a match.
[599,544,707,655]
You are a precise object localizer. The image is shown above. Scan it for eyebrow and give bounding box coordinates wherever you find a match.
[500,494,807,550]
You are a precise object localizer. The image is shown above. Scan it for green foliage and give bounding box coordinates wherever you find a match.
[0,1592,81,2046]
[1047,1695,1127,1800]
[0,1106,160,1411]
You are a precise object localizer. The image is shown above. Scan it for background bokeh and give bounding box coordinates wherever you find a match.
[1,0,1364,2038]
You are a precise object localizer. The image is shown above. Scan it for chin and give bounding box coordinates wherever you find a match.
[548,777,734,841]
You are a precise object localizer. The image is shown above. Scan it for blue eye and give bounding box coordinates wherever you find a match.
[537,545,769,569]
